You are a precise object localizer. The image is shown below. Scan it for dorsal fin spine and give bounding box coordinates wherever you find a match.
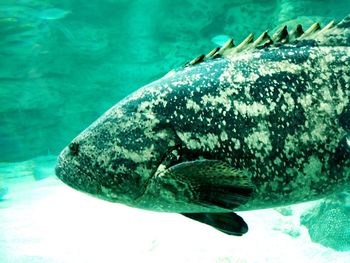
[252,31,272,49]
[181,17,342,70]
[205,47,220,59]
[217,38,234,56]
[300,22,321,39]
[272,25,288,43]
[189,54,205,66]
[318,20,335,34]
[289,24,304,41]
[227,33,254,55]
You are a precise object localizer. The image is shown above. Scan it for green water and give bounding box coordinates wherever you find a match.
[1,1,350,262]
[1,0,349,162]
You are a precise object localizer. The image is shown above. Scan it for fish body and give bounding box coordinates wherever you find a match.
[56,15,350,235]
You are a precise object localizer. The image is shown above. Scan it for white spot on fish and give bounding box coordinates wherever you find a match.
[233,101,270,117]
[220,131,228,141]
[244,123,272,159]
[186,99,200,113]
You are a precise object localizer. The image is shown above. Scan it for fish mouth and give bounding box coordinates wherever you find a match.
[55,149,76,188]
[54,147,68,181]
[55,147,101,195]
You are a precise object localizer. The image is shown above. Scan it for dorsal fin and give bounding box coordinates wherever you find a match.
[187,54,205,66]
[289,24,304,41]
[317,20,335,35]
[216,38,235,56]
[299,22,321,39]
[224,33,254,56]
[205,47,220,59]
[182,15,349,69]
[272,26,288,44]
[310,15,350,46]
[252,31,272,49]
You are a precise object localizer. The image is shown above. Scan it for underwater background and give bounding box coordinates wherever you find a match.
[1,0,350,262]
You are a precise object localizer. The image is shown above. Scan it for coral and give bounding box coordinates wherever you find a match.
[300,192,350,251]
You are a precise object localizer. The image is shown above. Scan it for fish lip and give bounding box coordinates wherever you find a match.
[54,160,66,181]
[54,152,64,179]
[54,163,61,178]
[55,147,69,179]
[55,154,102,196]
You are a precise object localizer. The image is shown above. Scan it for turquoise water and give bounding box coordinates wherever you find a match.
[1,0,350,262]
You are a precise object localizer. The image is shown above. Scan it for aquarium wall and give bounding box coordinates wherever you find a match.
[1,0,350,262]
[1,0,350,162]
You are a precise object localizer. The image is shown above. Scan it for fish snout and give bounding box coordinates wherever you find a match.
[55,144,101,195]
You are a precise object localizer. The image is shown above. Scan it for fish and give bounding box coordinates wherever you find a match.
[37,8,71,21]
[211,34,231,46]
[55,15,350,236]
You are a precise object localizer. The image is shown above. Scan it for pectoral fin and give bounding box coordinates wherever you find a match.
[156,159,254,210]
[182,212,248,236]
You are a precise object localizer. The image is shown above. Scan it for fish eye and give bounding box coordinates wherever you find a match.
[69,142,80,156]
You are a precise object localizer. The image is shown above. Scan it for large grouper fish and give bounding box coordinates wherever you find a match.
[56,15,350,236]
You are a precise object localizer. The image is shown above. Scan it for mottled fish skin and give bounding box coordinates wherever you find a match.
[56,16,350,213]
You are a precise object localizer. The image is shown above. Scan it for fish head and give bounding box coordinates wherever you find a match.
[55,97,180,207]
